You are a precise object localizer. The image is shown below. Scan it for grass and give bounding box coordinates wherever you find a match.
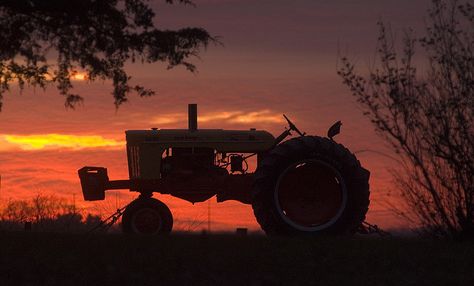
[0,232,473,286]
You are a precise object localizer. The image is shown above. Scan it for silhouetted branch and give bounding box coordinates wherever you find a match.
[338,0,473,238]
[0,0,215,110]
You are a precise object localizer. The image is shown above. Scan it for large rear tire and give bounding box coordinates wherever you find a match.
[252,136,370,235]
[122,197,173,235]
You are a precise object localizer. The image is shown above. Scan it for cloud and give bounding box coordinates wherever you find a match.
[71,72,88,81]
[227,110,284,124]
[0,134,125,151]
[151,113,183,125]
[151,109,284,127]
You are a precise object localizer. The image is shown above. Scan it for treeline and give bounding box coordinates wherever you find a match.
[0,194,103,232]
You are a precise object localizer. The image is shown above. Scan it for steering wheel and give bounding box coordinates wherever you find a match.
[283,114,305,136]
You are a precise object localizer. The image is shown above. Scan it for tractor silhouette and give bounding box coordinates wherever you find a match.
[78,104,370,235]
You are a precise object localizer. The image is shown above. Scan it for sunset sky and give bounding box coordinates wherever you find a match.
[0,0,432,231]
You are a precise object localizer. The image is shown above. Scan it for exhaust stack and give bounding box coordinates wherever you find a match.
[188,104,198,131]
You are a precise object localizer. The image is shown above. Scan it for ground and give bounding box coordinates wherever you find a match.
[0,232,473,285]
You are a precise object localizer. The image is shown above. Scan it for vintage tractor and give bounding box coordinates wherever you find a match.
[78,104,370,235]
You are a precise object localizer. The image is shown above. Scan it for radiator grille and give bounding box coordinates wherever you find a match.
[128,145,140,179]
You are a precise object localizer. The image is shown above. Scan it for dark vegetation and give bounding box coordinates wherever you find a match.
[338,0,474,238]
[0,0,214,110]
[0,232,473,286]
[0,194,102,232]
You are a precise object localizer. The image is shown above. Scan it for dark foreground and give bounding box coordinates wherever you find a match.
[0,232,473,286]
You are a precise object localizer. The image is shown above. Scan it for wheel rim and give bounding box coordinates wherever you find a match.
[274,159,347,231]
[131,207,162,234]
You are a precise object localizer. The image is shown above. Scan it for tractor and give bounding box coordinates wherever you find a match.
[78,104,370,235]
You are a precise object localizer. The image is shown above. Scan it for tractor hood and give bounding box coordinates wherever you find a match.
[125,129,275,153]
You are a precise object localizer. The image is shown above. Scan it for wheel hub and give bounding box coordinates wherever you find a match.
[275,159,347,231]
[132,207,162,234]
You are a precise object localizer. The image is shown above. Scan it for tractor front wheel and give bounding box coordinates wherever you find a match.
[122,197,173,235]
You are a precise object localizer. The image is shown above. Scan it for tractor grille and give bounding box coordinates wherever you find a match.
[128,145,140,179]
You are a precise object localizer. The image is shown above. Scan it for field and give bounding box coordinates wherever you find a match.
[1,232,473,286]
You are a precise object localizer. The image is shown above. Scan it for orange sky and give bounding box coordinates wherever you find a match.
[0,0,431,231]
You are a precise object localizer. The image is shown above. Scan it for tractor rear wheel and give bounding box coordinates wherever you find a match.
[252,136,370,235]
[122,197,173,235]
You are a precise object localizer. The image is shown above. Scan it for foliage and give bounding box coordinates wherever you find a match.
[0,0,214,110]
[0,194,101,232]
[338,0,474,237]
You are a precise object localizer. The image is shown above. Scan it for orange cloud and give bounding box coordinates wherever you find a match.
[71,71,88,81]
[152,113,183,125]
[151,110,284,127]
[0,134,124,151]
[39,71,87,82]
[198,111,243,122]
[228,110,284,124]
